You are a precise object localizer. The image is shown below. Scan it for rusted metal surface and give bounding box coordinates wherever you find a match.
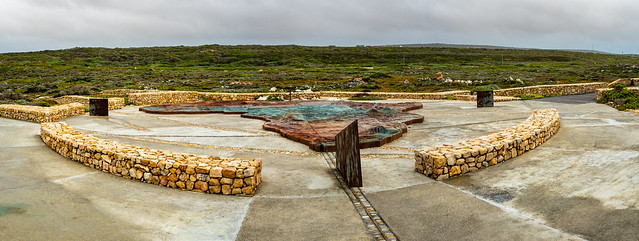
[89,98,109,116]
[477,91,494,108]
[140,100,424,151]
[336,120,362,187]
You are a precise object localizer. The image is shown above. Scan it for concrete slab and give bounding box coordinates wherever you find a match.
[3,95,639,240]
[365,182,578,241]
[236,196,370,240]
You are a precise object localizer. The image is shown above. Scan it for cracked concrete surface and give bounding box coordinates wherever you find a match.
[1,93,638,240]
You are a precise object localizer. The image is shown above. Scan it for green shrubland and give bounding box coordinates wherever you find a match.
[1,44,638,104]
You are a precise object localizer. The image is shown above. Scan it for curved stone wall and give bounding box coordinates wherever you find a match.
[415,109,559,180]
[0,103,85,123]
[40,122,262,196]
[54,96,125,110]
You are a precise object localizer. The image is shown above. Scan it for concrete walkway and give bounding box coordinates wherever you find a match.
[1,95,638,240]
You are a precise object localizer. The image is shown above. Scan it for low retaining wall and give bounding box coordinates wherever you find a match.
[319,91,469,100]
[40,122,262,196]
[129,91,199,105]
[0,103,85,123]
[415,109,559,180]
[595,87,639,101]
[454,95,521,102]
[54,96,124,110]
[198,92,321,101]
[494,82,608,97]
[107,81,629,106]
[608,78,639,87]
[98,89,154,96]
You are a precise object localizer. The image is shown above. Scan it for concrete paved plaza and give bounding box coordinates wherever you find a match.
[1,94,638,240]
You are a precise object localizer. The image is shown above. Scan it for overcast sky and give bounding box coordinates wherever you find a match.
[1,0,638,54]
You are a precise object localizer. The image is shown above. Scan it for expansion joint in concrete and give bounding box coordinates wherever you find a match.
[321,152,398,241]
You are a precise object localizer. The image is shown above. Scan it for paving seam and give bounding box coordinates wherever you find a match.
[95,116,151,132]
[51,171,100,183]
[115,112,278,136]
[409,117,527,130]
[321,152,398,241]
[74,128,320,157]
[441,182,587,241]
[233,197,254,241]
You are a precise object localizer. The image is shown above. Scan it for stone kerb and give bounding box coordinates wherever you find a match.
[40,122,262,196]
[415,109,559,180]
[54,95,124,110]
[0,103,85,123]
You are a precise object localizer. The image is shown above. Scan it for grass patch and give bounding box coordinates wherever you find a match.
[515,94,544,100]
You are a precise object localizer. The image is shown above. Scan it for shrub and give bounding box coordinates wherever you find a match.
[443,95,457,100]
[470,84,501,94]
[516,94,544,100]
[266,95,282,101]
[598,87,636,104]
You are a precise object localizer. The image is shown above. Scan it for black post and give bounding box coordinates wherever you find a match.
[476,91,494,108]
[89,98,109,116]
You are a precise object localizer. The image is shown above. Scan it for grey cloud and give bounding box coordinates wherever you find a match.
[1,0,638,53]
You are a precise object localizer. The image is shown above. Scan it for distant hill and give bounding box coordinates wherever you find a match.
[385,43,611,55]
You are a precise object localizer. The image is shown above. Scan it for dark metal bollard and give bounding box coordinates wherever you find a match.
[89,98,109,116]
[476,91,494,108]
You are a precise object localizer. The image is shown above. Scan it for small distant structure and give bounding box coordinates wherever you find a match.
[230,81,253,86]
[346,78,366,88]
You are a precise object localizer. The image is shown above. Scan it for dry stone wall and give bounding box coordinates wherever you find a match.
[197,92,321,101]
[454,95,521,102]
[0,103,85,123]
[415,109,559,180]
[608,78,639,87]
[494,83,608,97]
[54,96,124,110]
[128,91,199,105]
[40,122,262,196]
[318,91,469,100]
[98,89,155,96]
[106,82,628,106]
